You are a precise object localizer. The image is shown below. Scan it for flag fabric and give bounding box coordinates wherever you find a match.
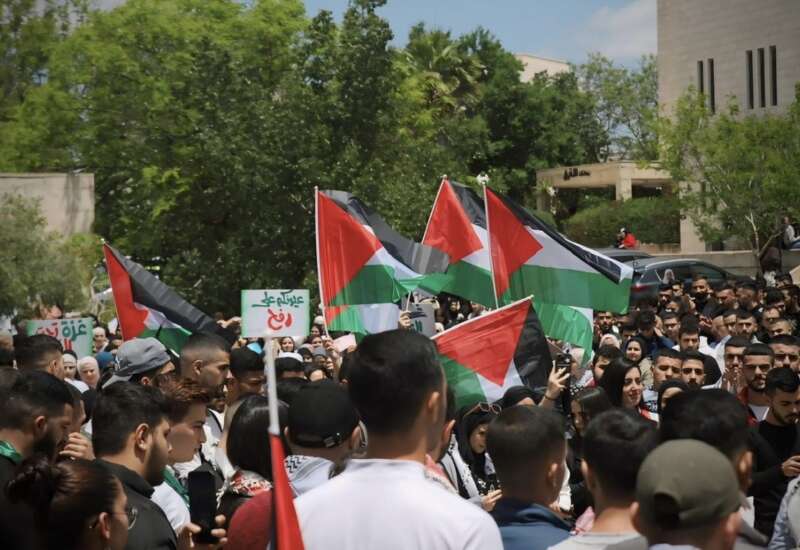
[324,303,400,336]
[422,179,495,307]
[534,299,594,361]
[484,187,633,313]
[432,297,552,409]
[269,432,305,550]
[103,243,217,352]
[316,189,450,307]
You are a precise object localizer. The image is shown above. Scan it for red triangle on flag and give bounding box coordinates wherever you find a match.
[434,299,531,386]
[423,180,484,264]
[485,188,543,299]
[317,191,383,306]
[103,244,148,339]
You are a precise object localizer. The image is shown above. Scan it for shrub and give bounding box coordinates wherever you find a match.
[562,197,680,247]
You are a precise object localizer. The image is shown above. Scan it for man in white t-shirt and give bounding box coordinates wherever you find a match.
[549,410,656,550]
[296,330,502,550]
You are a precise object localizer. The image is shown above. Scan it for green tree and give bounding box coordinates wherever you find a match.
[660,87,800,261]
[576,53,659,161]
[0,194,92,316]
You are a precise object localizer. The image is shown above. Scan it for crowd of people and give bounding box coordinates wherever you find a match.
[1,269,800,549]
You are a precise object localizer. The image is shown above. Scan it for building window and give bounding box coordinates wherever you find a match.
[697,60,704,95]
[758,47,766,108]
[747,50,754,109]
[770,46,778,106]
[708,58,716,113]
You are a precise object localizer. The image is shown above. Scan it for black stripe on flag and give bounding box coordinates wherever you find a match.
[322,190,450,275]
[494,191,625,284]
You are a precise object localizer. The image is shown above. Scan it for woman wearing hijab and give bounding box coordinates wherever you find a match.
[656,379,689,416]
[499,386,540,408]
[623,335,654,389]
[568,387,613,517]
[455,402,501,496]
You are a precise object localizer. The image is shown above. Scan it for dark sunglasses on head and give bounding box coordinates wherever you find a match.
[464,402,501,418]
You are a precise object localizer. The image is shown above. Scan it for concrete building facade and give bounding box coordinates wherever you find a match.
[0,173,95,236]
[658,0,800,116]
[514,54,570,82]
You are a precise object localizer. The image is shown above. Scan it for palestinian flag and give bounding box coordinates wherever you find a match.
[316,189,450,307]
[485,187,632,313]
[103,244,218,352]
[534,300,594,366]
[325,303,400,336]
[422,179,495,307]
[433,297,552,409]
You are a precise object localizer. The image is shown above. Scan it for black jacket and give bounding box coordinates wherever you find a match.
[96,459,178,550]
[0,452,37,549]
[748,422,800,537]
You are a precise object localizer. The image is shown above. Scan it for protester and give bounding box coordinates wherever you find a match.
[500,386,539,408]
[658,389,769,548]
[226,347,265,404]
[295,330,502,549]
[439,386,492,507]
[552,409,656,549]
[93,326,109,353]
[0,370,73,471]
[455,401,501,495]
[680,350,707,389]
[589,346,623,385]
[488,405,570,549]
[769,335,800,373]
[104,337,177,388]
[597,359,654,421]
[177,332,231,478]
[629,440,743,550]
[738,309,761,341]
[748,367,800,538]
[656,379,689,417]
[15,334,65,377]
[276,354,306,380]
[218,395,273,526]
[92,382,227,549]
[78,356,102,389]
[721,335,750,393]
[741,343,777,424]
[285,380,361,496]
[623,336,654,389]
[568,387,613,518]
[279,336,296,353]
[651,348,683,392]
[6,456,130,550]
[151,377,210,532]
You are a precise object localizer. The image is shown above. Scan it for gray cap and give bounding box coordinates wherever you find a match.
[636,440,743,530]
[104,337,171,388]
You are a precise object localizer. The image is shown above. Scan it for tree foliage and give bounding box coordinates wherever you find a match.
[659,87,800,256]
[576,53,659,161]
[0,0,611,313]
[0,194,92,316]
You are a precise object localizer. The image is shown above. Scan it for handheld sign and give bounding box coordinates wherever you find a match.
[26,318,94,358]
[241,289,309,338]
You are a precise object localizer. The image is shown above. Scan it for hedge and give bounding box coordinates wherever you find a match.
[562,197,681,247]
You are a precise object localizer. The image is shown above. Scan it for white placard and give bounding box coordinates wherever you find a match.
[241,289,309,338]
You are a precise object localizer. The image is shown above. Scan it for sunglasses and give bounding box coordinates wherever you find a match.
[464,402,501,418]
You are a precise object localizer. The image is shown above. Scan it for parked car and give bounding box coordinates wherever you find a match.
[597,248,653,263]
[628,257,750,299]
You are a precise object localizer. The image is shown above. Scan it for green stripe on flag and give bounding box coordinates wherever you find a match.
[440,356,486,410]
[438,260,495,308]
[534,300,593,355]
[330,265,407,305]
[140,327,191,354]
[502,265,631,313]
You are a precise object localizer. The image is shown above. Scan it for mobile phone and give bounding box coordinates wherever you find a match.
[188,470,217,544]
